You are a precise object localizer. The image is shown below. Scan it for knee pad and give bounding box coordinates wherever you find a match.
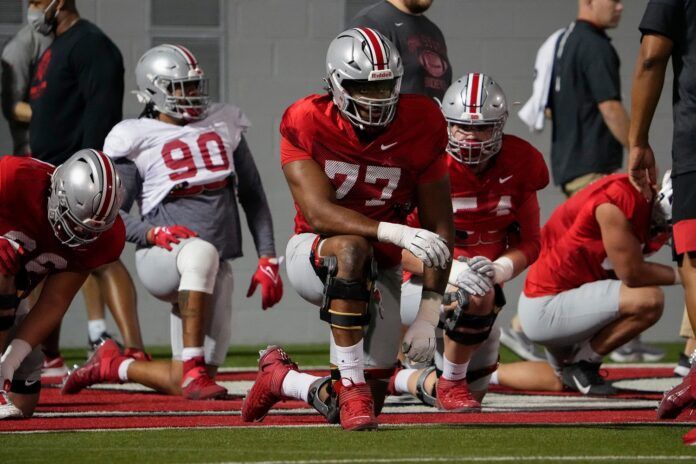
[311,240,378,330]
[176,238,220,294]
[0,294,20,330]
[307,376,339,424]
[441,285,506,346]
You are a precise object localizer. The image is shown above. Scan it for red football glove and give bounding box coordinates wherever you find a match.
[246,257,283,310]
[0,237,24,276]
[148,225,197,251]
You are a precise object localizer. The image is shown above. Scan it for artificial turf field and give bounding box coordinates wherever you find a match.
[1,343,695,464]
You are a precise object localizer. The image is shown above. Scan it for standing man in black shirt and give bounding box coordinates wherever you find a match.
[550,0,629,197]
[25,0,145,374]
[348,0,451,100]
[628,0,696,445]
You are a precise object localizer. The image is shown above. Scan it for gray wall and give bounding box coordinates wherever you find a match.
[0,0,683,348]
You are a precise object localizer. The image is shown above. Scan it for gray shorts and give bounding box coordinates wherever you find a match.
[401,276,500,393]
[518,279,621,370]
[286,233,402,369]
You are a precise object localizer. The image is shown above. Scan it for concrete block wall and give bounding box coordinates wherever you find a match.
[0,0,682,347]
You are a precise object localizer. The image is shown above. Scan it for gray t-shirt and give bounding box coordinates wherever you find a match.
[0,24,52,154]
[348,1,451,100]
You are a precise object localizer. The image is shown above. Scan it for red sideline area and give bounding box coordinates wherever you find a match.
[1,367,693,432]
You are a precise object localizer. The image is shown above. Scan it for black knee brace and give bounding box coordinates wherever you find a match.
[415,365,439,407]
[440,285,506,345]
[311,248,378,330]
[10,378,41,395]
[0,294,20,330]
[307,376,339,424]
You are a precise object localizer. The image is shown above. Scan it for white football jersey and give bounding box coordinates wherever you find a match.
[104,103,249,214]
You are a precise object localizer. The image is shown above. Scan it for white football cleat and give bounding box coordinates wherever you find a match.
[0,390,23,420]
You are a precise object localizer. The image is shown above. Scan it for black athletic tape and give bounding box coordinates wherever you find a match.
[325,278,371,302]
[319,310,370,328]
[10,378,41,395]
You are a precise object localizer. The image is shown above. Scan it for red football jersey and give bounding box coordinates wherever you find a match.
[0,156,125,294]
[525,174,651,297]
[409,134,548,261]
[280,94,449,267]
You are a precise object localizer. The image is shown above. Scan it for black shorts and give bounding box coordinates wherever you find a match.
[672,170,696,256]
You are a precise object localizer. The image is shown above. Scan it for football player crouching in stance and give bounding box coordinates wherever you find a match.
[242,27,454,431]
[0,150,125,419]
[61,44,281,400]
[392,73,549,408]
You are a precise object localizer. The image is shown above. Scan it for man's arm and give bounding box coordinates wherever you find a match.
[628,33,673,197]
[598,100,630,148]
[112,158,152,246]
[596,202,677,287]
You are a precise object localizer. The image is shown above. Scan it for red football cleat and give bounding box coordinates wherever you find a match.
[61,339,125,395]
[435,377,481,412]
[41,355,68,381]
[335,380,378,431]
[124,347,152,362]
[657,369,696,419]
[241,346,298,422]
[683,427,696,446]
[181,363,227,400]
[386,367,402,396]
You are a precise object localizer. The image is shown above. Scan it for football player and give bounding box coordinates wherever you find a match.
[519,172,676,396]
[242,27,454,431]
[0,149,125,418]
[61,44,281,400]
[391,73,549,408]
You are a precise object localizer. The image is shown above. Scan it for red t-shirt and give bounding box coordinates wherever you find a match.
[0,156,125,293]
[280,94,448,267]
[524,174,651,297]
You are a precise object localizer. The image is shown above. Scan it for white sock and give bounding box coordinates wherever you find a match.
[489,370,499,385]
[88,319,107,342]
[394,368,417,395]
[332,339,365,386]
[442,354,469,381]
[281,370,320,402]
[573,342,603,364]
[118,358,135,382]
[181,347,204,361]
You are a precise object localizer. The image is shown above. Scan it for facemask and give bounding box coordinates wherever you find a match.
[26,8,43,26]
[30,0,58,36]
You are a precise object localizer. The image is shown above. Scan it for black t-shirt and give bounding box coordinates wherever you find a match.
[348,1,452,100]
[550,20,623,186]
[29,20,124,165]
[639,0,696,177]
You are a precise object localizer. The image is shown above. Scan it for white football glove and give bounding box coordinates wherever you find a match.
[402,291,442,364]
[454,257,494,297]
[377,222,450,269]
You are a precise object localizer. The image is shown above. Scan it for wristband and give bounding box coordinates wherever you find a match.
[1,338,32,375]
[448,259,468,286]
[492,256,514,284]
[376,222,401,245]
[416,290,443,327]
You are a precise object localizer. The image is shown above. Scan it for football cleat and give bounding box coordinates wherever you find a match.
[609,338,665,363]
[41,355,69,381]
[435,377,481,412]
[124,347,152,362]
[682,427,696,446]
[561,361,616,396]
[499,327,546,362]
[181,364,227,400]
[335,380,378,431]
[657,367,696,419]
[241,345,297,421]
[0,390,22,420]
[61,339,124,394]
[675,353,693,378]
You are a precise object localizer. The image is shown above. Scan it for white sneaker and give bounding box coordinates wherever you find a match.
[609,338,665,363]
[500,327,546,362]
[0,391,23,420]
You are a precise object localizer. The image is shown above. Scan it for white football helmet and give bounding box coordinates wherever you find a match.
[134,44,209,121]
[653,170,673,228]
[441,73,508,165]
[325,27,403,128]
[47,149,123,247]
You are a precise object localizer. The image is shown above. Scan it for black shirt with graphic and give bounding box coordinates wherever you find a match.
[348,1,451,100]
[29,20,123,165]
[639,0,696,177]
[550,20,623,186]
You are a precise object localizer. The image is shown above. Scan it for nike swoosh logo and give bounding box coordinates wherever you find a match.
[499,175,513,184]
[24,379,38,387]
[395,22,404,27]
[259,266,279,285]
[381,142,398,150]
[572,375,591,395]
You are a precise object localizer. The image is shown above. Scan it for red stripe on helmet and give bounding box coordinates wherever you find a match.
[173,44,198,69]
[359,27,387,71]
[468,73,481,113]
[94,150,116,222]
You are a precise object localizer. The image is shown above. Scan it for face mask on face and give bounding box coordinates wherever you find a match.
[30,0,58,36]
[26,8,43,26]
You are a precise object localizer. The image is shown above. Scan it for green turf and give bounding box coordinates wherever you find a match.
[60,342,686,369]
[0,426,694,463]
